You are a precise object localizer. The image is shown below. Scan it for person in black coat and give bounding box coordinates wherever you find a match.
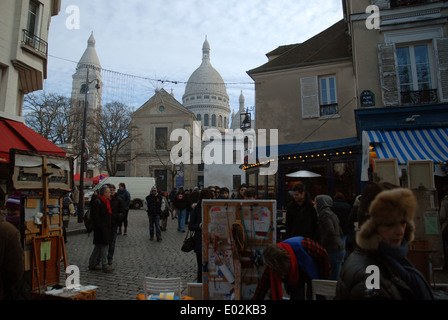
[117,182,130,235]
[146,186,164,241]
[174,186,190,232]
[88,185,114,273]
[188,188,211,283]
[107,184,125,265]
[336,188,434,300]
[285,183,317,241]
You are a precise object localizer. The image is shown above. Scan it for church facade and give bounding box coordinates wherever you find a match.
[127,38,249,192]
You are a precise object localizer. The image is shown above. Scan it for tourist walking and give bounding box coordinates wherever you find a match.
[117,182,130,235]
[173,187,189,232]
[189,188,212,282]
[285,183,317,240]
[88,185,114,273]
[145,186,164,241]
[315,195,345,280]
[108,184,125,265]
[160,191,170,231]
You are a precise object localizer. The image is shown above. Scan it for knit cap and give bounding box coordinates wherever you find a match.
[6,191,21,210]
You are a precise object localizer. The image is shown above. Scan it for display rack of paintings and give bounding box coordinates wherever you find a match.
[9,149,73,296]
[201,200,276,300]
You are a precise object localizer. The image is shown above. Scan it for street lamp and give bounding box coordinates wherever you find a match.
[240,111,251,131]
[78,66,100,223]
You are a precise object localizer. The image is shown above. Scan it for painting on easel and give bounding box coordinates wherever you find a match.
[201,200,276,300]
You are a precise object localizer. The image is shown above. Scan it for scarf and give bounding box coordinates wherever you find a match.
[98,195,112,214]
[269,243,299,300]
[379,241,434,300]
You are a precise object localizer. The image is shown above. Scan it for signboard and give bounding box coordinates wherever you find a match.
[201,200,276,300]
[360,90,375,107]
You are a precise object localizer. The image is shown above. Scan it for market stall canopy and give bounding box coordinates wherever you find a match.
[73,174,108,185]
[92,174,108,184]
[286,170,322,178]
[0,118,66,163]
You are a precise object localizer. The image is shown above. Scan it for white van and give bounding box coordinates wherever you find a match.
[84,177,156,209]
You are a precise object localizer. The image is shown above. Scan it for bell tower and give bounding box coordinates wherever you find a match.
[70,32,103,173]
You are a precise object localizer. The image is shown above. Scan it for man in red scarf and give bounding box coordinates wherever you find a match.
[252,236,331,300]
[88,185,114,273]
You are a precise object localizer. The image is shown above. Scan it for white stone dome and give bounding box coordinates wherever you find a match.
[183,39,230,112]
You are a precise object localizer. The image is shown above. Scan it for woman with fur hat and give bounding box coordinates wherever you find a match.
[336,188,434,300]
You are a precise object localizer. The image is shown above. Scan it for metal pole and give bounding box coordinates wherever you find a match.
[77,67,89,223]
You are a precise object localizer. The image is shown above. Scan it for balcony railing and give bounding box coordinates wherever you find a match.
[21,29,48,56]
[400,89,438,105]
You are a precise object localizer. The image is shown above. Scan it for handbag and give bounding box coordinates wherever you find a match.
[181,230,195,252]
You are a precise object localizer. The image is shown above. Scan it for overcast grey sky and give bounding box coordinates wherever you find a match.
[44,0,344,114]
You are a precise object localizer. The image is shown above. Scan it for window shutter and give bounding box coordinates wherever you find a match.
[378,43,399,107]
[434,38,448,103]
[300,76,319,119]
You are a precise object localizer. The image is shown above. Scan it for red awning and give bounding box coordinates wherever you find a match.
[0,118,66,163]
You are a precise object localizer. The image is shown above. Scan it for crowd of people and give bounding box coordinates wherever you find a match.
[1,179,447,301]
[86,183,256,274]
[255,181,441,300]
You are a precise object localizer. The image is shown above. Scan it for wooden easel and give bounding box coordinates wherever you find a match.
[32,235,68,294]
[31,154,68,293]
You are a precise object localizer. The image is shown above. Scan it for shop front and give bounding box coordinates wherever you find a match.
[356,105,448,194]
[243,137,362,210]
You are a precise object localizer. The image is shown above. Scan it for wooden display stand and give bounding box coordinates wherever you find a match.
[201,200,276,300]
[9,149,96,300]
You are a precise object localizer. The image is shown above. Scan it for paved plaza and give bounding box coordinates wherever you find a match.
[63,209,448,301]
[63,209,197,300]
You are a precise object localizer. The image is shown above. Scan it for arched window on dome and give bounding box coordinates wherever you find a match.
[80,84,87,94]
[212,115,217,126]
[197,114,202,122]
[224,117,227,128]
[218,115,222,127]
[204,114,209,126]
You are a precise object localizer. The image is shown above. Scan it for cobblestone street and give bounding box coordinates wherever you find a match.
[63,209,197,300]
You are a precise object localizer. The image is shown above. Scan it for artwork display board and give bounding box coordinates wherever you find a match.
[407,160,435,189]
[9,149,73,192]
[201,200,276,300]
[8,149,74,297]
[373,158,399,185]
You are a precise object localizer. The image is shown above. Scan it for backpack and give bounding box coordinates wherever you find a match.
[83,208,94,234]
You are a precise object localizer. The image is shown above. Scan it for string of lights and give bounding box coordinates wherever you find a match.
[48,54,257,86]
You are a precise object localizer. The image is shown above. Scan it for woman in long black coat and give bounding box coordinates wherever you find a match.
[188,188,211,283]
[88,185,114,272]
